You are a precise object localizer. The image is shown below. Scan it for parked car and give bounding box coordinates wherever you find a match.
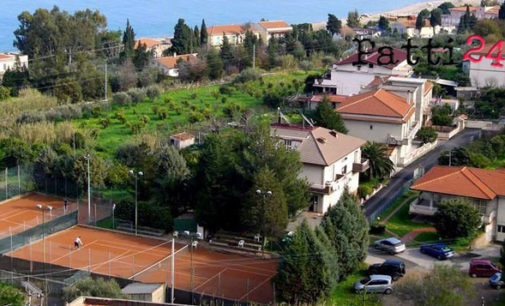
[354,275,393,294]
[489,272,504,289]
[420,243,455,260]
[373,238,406,254]
[469,259,501,277]
[367,260,406,281]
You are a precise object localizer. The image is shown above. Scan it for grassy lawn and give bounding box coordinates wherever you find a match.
[72,70,317,156]
[327,263,381,306]
[377,191,435,238]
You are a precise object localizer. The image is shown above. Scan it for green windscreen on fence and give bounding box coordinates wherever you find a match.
[0,210,78,255]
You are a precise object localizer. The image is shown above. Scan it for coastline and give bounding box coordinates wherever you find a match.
[365,0,481,20]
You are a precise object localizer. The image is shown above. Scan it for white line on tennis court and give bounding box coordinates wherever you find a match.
[193,267,228,292]
[129,244,189,279]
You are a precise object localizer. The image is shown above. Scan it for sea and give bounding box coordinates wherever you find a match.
[0,0,424,51]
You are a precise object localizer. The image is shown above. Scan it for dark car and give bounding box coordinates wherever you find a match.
[367,260,406,281]
[469,259,501,278]
[489,272,504,289]
[420,243,455,260]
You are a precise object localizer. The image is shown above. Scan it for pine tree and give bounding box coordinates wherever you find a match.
[273,220,336,304]
[326,14,342,36]
[122,19,135,59]
[314,97,347,134]
[133,43,152,70]
[200,19,208,45]
[170,19,194,55]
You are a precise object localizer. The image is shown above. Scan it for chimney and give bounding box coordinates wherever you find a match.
[407,90,412,105]
[173,52,177,57]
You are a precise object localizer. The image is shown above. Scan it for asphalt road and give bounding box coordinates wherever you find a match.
[364,128,482,219]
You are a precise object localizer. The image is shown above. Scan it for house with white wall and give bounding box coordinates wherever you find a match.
[442,5,500,27]
[207,24,260,47]
[313,48,413,96]
[271,123,368,214]
[464,43,505,88]
[153,54,197,77]
[135,38,171,58]
[0,53,28,77]
[256,20,292,44]
[170,132,195,149]
[410,166,505,242]
[335,88,427,167]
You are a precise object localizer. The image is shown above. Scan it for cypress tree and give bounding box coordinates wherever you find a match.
[200,19,208,45]
[193,25,200,48]
[122,19,135,59]
[273,220,336,304]
[220,35,233,64]
[314,97,348,134]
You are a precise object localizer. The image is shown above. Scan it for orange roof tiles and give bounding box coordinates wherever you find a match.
[135,38,160,49]
[474,43,505,57]
[207,24,256,36]
[259,20,291,29]
[336,89,414,121]
[450,6,478,12]
[0,53,12,60]
[411,166,505,200]
[310,95,348,103]
[155,54,196,69]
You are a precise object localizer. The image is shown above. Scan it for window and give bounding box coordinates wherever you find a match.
[285,140,292,148]
[357,66,361,71]
[342,165,347,174]
[368,63,374,68]
[370,125,373,130]
[498,225,505,233]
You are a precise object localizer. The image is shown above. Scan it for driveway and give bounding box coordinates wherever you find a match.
[364,128,482,219]
[366,243,501,272]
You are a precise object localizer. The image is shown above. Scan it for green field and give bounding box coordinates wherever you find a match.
[72,71,316,155]
[327,263,381,306]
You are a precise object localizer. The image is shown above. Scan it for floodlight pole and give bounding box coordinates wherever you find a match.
[171,238,175,304]
[84,154,91,223]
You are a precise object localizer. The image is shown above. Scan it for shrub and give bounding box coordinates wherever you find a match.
[112,92,131,106]
[152,105,160,115]
[416,126,438,144]
[63,277,126,302]
[370,222,386,234]
[115,109,126,124]
[234,68,261,83]
[91,106,102,118]
[224,102,245,118]
[188,111,204,123]
[114,198,173,231]
[221,97,227,104]
[158,108,168,120]
[146,85,161,100]
[219,85,233,95]
[358,185,373,199]
[16,112,46,125]
[127,88,147,103]
[190,93,197,99]
[434,198,481,239]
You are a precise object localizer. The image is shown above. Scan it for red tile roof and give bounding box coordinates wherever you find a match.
[259,20,291,29]
[155,54,196,69]
[450,6,478,12]
[336,89,414,121]
[424,81,433,95]
[411,166,505,200]
[474,43,505,57]
[0,53,12,60]
[135,38,160,49]
[207,24,256,36]
[334,48,408,69]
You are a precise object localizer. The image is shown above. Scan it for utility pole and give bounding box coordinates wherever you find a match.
[84,154,91,223]
[104,62,108,102]
[171,238,175,304]
[252,44,256,70]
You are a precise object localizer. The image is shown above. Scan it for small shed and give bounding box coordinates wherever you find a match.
[122,283,166,303]
[170,132,195,150]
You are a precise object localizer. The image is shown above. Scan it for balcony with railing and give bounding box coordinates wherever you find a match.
[353,158,370,173]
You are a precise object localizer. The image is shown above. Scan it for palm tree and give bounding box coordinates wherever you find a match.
[362,142,394,179]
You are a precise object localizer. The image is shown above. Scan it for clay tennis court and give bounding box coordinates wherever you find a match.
[7,225,277,303]
[0,193,75,238]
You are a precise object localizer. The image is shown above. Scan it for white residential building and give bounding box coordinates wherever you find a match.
[313,48,413,96]
[135,38,171,58]
[256,20,292,43]
[0,53,28,76]
[442,5,500,27]
[153,54,197,77]
[271,123,368,214]
[335,88,430,167]
[170,132,195,149]
[410,166,505,242]
[464,43,505,88]
[207,24,260,47]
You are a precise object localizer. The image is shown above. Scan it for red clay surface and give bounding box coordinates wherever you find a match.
[7,225,277,304]
[0,193,76,238]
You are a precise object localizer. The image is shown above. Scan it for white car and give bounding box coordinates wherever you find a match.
[374,238,406,255]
